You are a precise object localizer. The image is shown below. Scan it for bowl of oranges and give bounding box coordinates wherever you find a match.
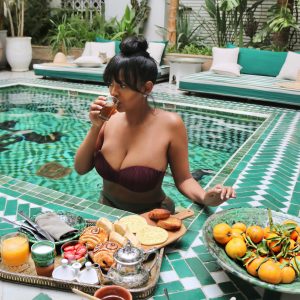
[203,207,300,294]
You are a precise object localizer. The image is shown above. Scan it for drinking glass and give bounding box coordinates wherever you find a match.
[98,95,119,121]
[0,232,30,267]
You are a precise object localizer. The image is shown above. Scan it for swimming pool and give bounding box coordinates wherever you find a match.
[0,85,264,208]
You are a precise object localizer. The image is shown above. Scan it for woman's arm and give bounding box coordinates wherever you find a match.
[168,113,236,206]
[74,96,107,175]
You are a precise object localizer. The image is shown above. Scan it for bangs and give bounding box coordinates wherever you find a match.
[103,55,158,93]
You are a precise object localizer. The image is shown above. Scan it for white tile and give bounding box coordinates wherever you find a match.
[202,284,223,298]
[250,195,265,201]
[180,247,197,259]
[210,271,230,283]
[159,270,179,283]
[180,277,202,290]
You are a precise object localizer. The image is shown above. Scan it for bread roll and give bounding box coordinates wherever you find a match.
[124,231,141,248]
[113,221,128,236]
[109,231,127,247]
[148,208,171,221]
[157,217,182,231]
[96,217,113,233]
[79,226,108,250]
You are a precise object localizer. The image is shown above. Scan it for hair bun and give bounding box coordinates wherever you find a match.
[120,36,148,56]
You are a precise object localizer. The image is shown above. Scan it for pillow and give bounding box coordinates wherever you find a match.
[95,37,121,54]
[210,47,241,76]
[74,56,103,67]
[227,44,287,77]
[277,52,300,81]
[147,42,167,65]
[81,42,116,59]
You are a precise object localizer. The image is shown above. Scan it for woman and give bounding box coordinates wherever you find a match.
[75,36,236,213]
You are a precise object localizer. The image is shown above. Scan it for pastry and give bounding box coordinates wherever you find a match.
[91,241,120,270]
[157,217,182,231]
[109,231,127,247]
[148,208,171,221]
[96,217,113,233]
[79,226,108,250]
[113,221,128,236]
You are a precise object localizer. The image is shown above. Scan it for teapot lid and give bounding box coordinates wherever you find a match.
[114,241,143,264]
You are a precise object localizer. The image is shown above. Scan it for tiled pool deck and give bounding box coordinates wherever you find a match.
[0,72,300,300]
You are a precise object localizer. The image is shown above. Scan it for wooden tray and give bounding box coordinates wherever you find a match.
[140,208,194,251]
[0,220,164,300]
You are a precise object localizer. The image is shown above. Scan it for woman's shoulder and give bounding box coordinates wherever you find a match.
[156,109,184,127]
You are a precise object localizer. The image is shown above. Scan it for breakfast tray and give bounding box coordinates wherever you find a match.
[0,220,164,300]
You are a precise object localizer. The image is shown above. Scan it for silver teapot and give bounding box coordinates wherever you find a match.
[105,242,159,289]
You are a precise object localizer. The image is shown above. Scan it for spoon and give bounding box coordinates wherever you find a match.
[71,288,100,300]
[164,288,170,300]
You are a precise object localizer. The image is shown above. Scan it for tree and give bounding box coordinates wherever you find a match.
[168,0,179,46]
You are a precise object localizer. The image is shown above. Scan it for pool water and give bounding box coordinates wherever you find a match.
[0,86,263,208]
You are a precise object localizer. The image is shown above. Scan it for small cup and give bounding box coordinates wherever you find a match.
[94,285,132,300]
[31,240,56,277]
[98,96,119,121]
[0,232,30,267]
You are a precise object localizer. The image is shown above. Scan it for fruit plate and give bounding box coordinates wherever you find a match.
[202,207,300,294]
[20,211,86,247]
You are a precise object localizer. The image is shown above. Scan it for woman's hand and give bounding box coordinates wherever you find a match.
[89,96,107,127]
[203,184,236,206]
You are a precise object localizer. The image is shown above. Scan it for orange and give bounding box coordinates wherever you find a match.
[258,260,282,284]
[266,233,282,253]
[231,228,244,240]
[213,223,232,245]
[282,219,298,225]
[232,222,247,233]
[290,226,300,241]
[245,256,265,277]
[281,266,296,283]
[246,225,264,244]
[225,238,247,260]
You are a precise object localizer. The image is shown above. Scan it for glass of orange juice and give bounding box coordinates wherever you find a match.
[1,232,30,266]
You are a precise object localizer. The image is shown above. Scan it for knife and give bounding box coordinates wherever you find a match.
[18,211,55,242]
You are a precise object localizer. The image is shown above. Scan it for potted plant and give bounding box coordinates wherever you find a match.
[4,0,32,71]
[0,0,7,69]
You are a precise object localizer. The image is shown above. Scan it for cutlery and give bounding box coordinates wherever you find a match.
[164,288,170,300]
[1,216,45,241]
[71,288,99,300]
[18,211,55,242]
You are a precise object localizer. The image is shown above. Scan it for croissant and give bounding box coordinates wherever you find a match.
[91,241,120,270]
[79,226,108,250]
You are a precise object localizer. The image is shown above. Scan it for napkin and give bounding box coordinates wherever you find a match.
[35,212,78,241]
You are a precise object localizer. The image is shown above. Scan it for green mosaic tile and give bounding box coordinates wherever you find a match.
[166,251,182,260]
[154,288,205,300]
[211,293,246,300]
[186,257,215,285]
[171,260,194,278]
[0,187,21,197]
[4,199,18,216]
[219,281,238,293]
[198,253,215,263]
[154,281,184,295]
[160,257,173,272]
[204,261,223,272]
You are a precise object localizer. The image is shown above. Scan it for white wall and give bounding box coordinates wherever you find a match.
[144,0,168,41]
[105,0,130,21]
[50,0,61,8]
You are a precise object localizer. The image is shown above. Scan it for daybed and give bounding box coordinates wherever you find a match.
[33,39,170,83]
[179,47,300,107]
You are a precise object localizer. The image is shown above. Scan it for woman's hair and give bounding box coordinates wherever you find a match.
[103,36,158,93]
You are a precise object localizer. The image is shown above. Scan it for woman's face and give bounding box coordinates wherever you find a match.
[108,79,149,112]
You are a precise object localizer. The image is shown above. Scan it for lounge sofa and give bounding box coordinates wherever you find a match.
[33,39,170,83]
[179,47,300,107]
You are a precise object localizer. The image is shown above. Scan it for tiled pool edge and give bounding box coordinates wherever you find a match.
[1,78,300,300]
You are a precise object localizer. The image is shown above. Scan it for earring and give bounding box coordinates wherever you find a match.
[143,94,148,98]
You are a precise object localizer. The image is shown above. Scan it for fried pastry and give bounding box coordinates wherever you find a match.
[79,226,108,250]
[157,217,182,231]
[148,208,171,221]
[91,241,120,270]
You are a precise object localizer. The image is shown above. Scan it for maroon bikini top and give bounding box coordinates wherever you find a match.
[94,151,165,193]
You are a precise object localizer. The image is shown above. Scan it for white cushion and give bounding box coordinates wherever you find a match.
[81,42,116,59]
[74,56,103,67]
[147,42,166,65]
[277,52,300,81]
[210,47,241,76]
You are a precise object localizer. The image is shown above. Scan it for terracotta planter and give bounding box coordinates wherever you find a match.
[164,53,212,71]
[6,37,32,71]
